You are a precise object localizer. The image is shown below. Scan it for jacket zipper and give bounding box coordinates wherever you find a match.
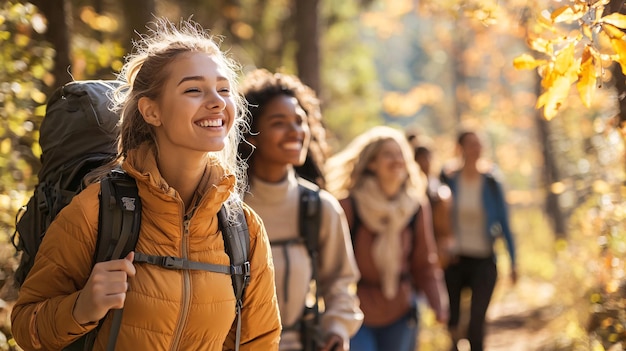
[170,212,192,351]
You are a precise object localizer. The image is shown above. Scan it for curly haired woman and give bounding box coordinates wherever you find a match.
[239,69,362,351]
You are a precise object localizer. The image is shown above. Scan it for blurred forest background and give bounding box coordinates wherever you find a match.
[2,0,626,350]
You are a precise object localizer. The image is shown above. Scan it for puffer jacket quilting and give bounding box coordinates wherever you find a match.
[11,144,281,351]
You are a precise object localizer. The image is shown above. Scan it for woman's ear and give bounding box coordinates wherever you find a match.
[138,97,162,127]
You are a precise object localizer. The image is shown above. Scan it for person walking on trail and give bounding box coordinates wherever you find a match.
[439,130,517,351]
[410,135,455,270]
[325,126,449,351]
[11,19,281,351]
[238,69,363,351]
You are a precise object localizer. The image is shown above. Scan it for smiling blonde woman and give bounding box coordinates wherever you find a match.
[11,19,280,351]
[326,125,449,351]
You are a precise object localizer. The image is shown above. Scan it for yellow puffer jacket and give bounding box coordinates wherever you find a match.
[11,144,281,351]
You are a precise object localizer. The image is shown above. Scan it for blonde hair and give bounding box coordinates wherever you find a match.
[325,125,425,200]
[109,18,247,196]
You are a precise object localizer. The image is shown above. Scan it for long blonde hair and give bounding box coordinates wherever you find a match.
[325,125,425,200]
[106,18,247,196]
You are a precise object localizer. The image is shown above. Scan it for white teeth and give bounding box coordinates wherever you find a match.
[282,142,302,150]
[197,119,223,127]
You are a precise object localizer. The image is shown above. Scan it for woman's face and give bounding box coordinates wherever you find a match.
[460,132,482,163]
[139,52,236,156]
[368,139,408,185]
[248,94,311,171]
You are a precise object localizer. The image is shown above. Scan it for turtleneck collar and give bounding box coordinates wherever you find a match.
[247,167,298,205]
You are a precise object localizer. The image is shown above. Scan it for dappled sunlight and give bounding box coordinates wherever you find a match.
[4,1,626,350]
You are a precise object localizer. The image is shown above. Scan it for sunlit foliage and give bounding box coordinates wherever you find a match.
[514,0,626,120]
[70,6,125,79]
[2,1,626,350]
[0,1,52,240]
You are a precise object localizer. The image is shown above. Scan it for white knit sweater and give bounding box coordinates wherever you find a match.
[244,169,363,350]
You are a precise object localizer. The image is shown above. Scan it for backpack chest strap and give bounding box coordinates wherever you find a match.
[270,237,305,246]
[134,252,251,276]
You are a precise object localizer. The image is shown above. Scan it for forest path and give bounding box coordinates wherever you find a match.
[483,277,562,351]
[418,276,566,351]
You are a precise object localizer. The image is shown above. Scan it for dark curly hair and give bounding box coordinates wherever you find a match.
[239,69,328,188]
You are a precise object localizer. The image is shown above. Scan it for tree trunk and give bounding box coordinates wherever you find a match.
[608,0,626,126]
[120,0,156,55]
[605,0,626,187]
[450,20,467,124]
[294,0,320,94]
[31,0,72,90]
[535,77,567,238]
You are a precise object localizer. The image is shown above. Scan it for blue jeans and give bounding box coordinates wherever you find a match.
[350,309,418,351]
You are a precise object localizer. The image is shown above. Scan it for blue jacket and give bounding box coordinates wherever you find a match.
[442,171,516,267]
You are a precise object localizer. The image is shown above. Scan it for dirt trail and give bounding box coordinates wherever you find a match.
[484,278,560,351]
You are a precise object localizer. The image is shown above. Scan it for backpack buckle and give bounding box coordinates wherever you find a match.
[231,261,251,275]
[36,185,49,213]
[243,261,251,286]
[161,256,185,270]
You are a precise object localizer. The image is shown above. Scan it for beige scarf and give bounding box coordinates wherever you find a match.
[352,176,420,299]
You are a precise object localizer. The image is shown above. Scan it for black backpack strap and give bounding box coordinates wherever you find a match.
[95,170,142,351]
[133,253,245,274]
[296,177,322,351]
[297,178,321,278]
[97,170,142,263]
[218,201,250,351]
[348,196,361,247]
[130,201,251,351]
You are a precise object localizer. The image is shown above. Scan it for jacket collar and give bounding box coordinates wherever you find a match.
[121,142,236,216]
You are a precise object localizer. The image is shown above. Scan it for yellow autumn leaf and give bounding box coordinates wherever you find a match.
[598,29,614,51]
[554,43,576,74]
[34,104,46,117]
[551,6,572,22]
[590,0,610,9]
[0,139,10,154]
[551,5,585,23]
[30,89,47,104]
[527,36,552,55]
[588,44,603,64]
[601,23,625,39]
[32,141,42,158]
[610,38,626,74]
[582,23,592,39]
[14,33,30,47]
[513,54,547,70]
[540,61,567,90]
[600,12,626,29]
[577,47,596,107]
[536,12,556,32]
[537,71,576,120]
